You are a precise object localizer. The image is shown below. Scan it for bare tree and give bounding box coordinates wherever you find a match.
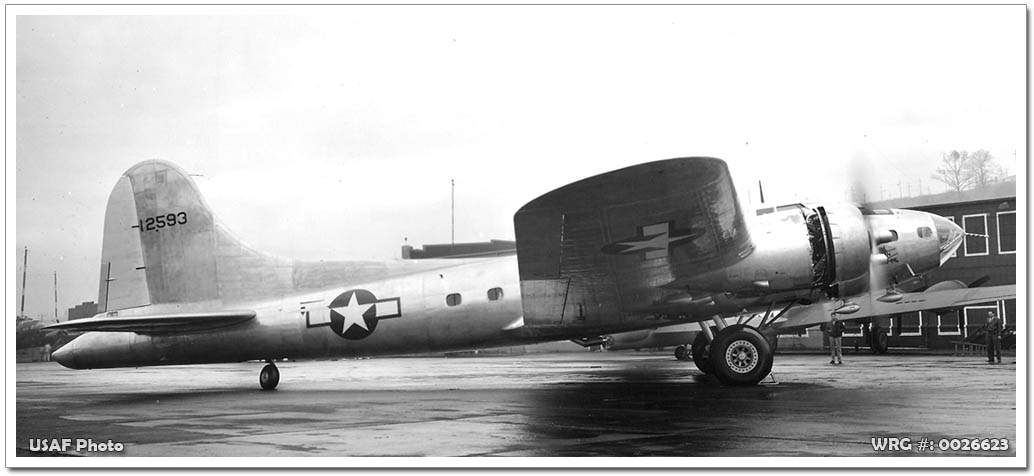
[966,149,1003,188]
[932,150,974,192]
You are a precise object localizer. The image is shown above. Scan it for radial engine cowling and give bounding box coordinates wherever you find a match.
[818,204,871,298]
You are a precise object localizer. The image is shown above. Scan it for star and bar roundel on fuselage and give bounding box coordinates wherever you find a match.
[600,221,705,260]
[304,289,402,340]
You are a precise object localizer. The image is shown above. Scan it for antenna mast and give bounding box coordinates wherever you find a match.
[54,271,59,323]
[451,179,455,245]
[19,246,28,319]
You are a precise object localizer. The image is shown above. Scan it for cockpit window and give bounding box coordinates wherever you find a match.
[917,227,933,239]
[858,207,894,216]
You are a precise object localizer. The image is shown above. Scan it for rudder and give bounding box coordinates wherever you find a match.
[98,160,236,312]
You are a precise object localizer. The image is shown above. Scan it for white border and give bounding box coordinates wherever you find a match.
[962,213,990,257]
[996,210,1016,255]
[7,3,1026,470]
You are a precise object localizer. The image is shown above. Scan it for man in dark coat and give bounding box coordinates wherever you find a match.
[827,316,846,365]
[984,311,1003,364]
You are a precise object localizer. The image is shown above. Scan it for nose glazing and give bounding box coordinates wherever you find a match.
[931,214,964,264]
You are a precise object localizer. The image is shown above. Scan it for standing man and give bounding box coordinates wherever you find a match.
[984,311,1003,364]
[827,315,845,365]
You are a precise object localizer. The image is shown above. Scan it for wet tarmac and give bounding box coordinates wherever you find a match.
[14,352,1017,459]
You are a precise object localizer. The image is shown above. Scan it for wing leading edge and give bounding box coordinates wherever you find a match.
[43,310,256,334]
[769,284,1017,331]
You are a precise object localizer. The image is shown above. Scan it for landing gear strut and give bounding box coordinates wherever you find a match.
[259,360,280,390]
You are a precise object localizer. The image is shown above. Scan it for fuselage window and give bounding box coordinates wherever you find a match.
[487,287,504,301]
[446,293,462,307]
[917,227,932,239]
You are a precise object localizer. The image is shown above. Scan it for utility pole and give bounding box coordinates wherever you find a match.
[19,246,28,319]
[54,271,59,323]
[451,179,455,245]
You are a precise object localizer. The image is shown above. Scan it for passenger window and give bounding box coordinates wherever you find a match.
[487,287,504,301]
[917,227,933,239]
[446,293,462,306]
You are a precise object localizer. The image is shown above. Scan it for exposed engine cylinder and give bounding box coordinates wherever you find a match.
[822,204,871,297]
[806,204,870,297]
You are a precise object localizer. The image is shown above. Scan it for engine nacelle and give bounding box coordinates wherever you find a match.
[807,204,871,298]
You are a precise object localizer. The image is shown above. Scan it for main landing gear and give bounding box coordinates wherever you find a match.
[690,317,774,386]
[259,360,280,390]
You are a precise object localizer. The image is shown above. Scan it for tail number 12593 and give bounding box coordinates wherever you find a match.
[137,211,188,232]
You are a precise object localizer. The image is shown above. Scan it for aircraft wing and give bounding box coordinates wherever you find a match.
[769,284,1017,331]
[513,157,753,333]
[42,310,256,334]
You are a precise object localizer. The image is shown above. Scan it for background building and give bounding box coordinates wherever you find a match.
[67,301,98,321]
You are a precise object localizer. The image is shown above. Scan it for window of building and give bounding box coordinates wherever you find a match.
[843,321,864,337]
[446,293,462,306]
[963,305,997,338]
[944,216,957,258]
[962,214,989,256]
[1001,299,1014,326]
[487,287,504,301]
[937,311,961,336]
[897,312,923,337]
[997,211,1016,254]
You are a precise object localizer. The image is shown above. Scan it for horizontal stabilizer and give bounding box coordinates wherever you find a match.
[43,310,256,334]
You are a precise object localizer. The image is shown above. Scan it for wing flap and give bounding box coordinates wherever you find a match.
[42,310,256,334]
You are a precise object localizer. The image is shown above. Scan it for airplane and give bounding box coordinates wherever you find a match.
[46,157,1012,388]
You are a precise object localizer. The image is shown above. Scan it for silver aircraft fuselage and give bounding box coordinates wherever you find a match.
[54,256,529,368]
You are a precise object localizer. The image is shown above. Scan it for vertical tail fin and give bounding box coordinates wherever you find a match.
[97,160,278,312]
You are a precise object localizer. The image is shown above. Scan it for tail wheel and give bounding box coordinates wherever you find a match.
[259,363,280,390]
[870,327,889,354]
[691,331,715,374]
[674,345,692,361]
[709,325,773,386]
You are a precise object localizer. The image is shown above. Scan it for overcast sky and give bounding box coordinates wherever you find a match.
[12,5,1025,321]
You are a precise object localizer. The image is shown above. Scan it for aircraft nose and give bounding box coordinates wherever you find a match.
[931,214,964,264]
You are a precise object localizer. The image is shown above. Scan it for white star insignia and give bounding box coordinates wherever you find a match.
[331,292,374,332]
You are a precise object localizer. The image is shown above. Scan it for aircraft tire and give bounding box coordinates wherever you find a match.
[691,332,714,374]
[870,327,889,354]
[260,363,280,390]
[709,325,773,386]
[674,345,692,361]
